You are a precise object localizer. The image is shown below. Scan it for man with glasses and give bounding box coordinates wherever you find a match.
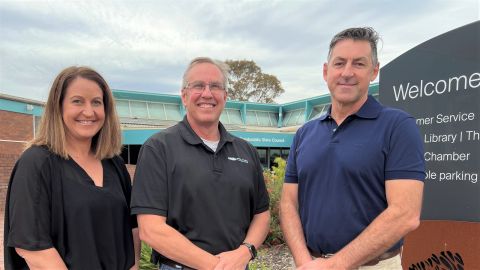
[280,27,425,269]
[131,57,270,270]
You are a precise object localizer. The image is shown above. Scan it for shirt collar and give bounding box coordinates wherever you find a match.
[179,116,234,146]
[320,95,382,121]
[355,95,383,119]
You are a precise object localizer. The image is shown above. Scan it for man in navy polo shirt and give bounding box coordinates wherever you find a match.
[280,27,425,269]
[131,57,270,270]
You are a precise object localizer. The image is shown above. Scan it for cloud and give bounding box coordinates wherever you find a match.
[1,0,478,103]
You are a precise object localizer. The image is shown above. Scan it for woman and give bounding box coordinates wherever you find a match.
[4,66,140,270]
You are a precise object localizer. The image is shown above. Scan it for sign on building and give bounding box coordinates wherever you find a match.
[380,21,480,222]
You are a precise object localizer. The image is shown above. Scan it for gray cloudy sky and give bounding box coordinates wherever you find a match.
[1,0,478,103]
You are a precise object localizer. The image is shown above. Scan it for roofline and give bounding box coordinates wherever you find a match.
[0,92,45,106]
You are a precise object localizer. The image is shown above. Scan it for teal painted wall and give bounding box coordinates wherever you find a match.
[0,98,43,116]
[122,128,294,147]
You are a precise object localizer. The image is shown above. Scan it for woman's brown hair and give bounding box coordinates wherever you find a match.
[29,66,122,159]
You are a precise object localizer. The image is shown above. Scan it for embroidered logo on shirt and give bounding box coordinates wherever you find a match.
[227,157,249,163]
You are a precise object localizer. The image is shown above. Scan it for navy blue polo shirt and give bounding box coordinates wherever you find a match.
[285,95,425,254]
[131,117,269,255]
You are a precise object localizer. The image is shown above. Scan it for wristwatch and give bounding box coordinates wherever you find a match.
[241,242,257,260]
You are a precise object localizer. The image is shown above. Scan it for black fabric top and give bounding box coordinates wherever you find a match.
[131,117,269,255]
[4,146,137,270]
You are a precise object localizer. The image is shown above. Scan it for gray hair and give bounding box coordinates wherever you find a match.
[182,57,230,90]
[328,27,380,66]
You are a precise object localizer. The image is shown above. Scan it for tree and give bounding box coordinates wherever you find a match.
[225,60,284,103]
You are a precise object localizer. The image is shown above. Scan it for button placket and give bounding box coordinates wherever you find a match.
[213,153,222,173]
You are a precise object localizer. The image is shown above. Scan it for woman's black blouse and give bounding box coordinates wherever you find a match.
[4,146,137,270]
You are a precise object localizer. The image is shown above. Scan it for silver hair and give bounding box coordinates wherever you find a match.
[328,27,380,66]
[182,57,230,90]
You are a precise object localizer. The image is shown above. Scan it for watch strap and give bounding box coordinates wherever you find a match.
[241,242,257,260]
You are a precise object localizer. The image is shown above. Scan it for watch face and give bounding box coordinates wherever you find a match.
[251,244,257,258]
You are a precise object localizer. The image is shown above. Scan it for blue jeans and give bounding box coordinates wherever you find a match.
[159,264,183,270]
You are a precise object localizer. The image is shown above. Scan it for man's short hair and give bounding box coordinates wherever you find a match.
[182,57,230,90]
[328,27,380,66]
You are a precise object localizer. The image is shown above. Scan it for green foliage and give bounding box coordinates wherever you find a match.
[271,157,286,182]
[225,60,284,103]
[140,242,157,270]
[263,157,286,246]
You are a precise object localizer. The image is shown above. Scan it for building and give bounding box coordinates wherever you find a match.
[0,83,379,187]
[115,84,378,169]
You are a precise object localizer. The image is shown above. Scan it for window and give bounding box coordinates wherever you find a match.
[310,104,329,120]
[245,110,278,126]
[257,148,268,168]
[164,104,182,120]
[121,144,142,164]
[284,109,305,126]
[148,103,166,119]
[116,100,131,117]
[221,109,243,125]
[130,101,149,118]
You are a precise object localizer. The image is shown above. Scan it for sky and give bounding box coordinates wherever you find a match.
[0,0,478,104]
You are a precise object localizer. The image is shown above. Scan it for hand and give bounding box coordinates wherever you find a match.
[213,246,251,270]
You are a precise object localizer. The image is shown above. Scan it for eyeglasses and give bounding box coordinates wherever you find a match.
[185,81,225,93]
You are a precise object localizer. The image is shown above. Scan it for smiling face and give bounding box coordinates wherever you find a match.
[323,39,379,107]
[62,77,105,146]
[181,62,227,129]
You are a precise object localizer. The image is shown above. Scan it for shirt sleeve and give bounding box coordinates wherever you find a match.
[284,131,300,183]
[130,140,169,217]
[113,156,138,229]
[252,145,269,214]
[385,116,426,181]
[6,147,53,251]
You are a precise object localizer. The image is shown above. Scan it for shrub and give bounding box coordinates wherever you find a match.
[263,157,286,246]
[140,242,157,270]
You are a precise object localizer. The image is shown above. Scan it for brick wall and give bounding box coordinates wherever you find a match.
[0,154,18,184]
[0,110,34,261]
[0,110,34,185]
[0,141,25,157]
[0,110,34,142]
[0,182,8,213]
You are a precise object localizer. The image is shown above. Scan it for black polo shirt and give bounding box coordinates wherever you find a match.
[131,117,269,255]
